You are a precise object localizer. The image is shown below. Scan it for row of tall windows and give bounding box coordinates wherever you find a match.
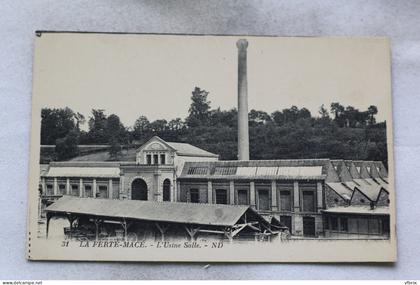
[185,185,317,212]
[146,153,166,165]
[44,183,110,198]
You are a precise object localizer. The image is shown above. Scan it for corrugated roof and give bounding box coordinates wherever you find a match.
[166,141,218,157]
[214,167,237,175]
[45,167,120,178]
[180,160,328,180]
[46,196,250,227]
[255,167,278,176]
[322,206,389,215]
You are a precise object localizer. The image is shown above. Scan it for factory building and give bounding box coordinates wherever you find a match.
[40,39,391,240]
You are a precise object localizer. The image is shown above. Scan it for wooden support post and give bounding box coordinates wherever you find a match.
[94,219,101,241]
[46,213,51,238]
[155,222,169,241]
[67,214,75,239]
[121,218,128,241]
[224,227,233,243]
[184,225,200,241]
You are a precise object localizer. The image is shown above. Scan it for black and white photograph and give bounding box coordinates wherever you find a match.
[27,33,396,262]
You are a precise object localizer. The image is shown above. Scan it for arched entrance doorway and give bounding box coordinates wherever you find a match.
[131,178,148,201]
[163,179,171,202]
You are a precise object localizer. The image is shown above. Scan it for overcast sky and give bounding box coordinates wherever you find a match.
[33,34,392,129]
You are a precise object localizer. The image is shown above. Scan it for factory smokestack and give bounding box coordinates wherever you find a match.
[236,39,249,160]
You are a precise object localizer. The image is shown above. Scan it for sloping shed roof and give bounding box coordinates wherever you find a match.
[344,181,358,190]
[322,206,389,215]
[166,141,218,157]
[371,178,389,191]
[326,182,353,200]
[45,196,252,227]
[364,178,386,188]
[44,166,120,178]
[353,179,383,201]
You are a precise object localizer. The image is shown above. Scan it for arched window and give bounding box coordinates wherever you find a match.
[131,178,148,201]
[163,179,171,202]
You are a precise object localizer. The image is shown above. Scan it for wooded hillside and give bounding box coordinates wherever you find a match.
[40,87,388,167]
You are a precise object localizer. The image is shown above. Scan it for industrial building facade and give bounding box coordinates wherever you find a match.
[40,136,390,239]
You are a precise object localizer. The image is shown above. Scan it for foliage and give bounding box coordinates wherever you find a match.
[55,130,79,161]
[40,87,388,166]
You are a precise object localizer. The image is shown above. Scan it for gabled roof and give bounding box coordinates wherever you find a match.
[45,196,256,227]
[137,136,218,158]
[166,141,218,158]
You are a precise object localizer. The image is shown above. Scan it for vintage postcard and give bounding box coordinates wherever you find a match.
[27,32,396,262]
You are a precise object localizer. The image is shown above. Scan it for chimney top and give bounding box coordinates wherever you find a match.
[236,39,248,49]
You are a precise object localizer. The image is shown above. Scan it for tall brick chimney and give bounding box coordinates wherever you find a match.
[236,39,250,160]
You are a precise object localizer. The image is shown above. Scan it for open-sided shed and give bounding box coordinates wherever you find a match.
[45,196,283,242]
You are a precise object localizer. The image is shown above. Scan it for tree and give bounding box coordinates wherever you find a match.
[109,137,121,160]
[186,87,211,128]
[55,130,79,160]
[298,108,311,120]
[330,102,345,119]
[134,116,150,133]
[74,112,85,130]
[88,109,108,143]
[41,107,78,145]
[330,102,345,127]
[210,108,237,128]
[249,109,271,126]
[149,119,168,133]
[271,110,284,126]
[318,104,329,118]
[168,118,185,131]
[367,105,378,125]
[106,114,126,140]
